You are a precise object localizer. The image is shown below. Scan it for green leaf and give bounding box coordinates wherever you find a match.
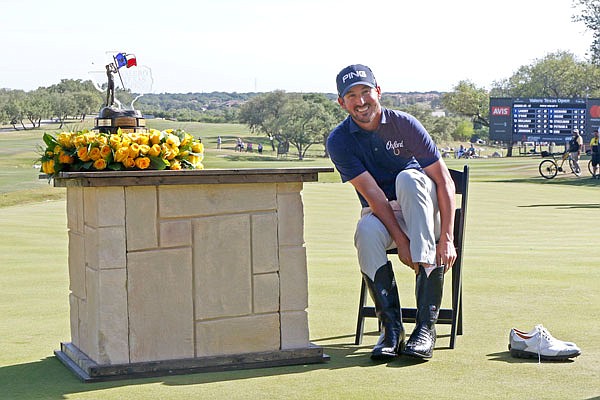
[108,163,123,171]
[148,155,169,170]
[42,133,57,149]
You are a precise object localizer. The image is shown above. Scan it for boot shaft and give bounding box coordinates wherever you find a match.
[415,265,444,327]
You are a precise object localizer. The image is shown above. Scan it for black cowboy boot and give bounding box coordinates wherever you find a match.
[363,261,405,360]
[403,265,444,359]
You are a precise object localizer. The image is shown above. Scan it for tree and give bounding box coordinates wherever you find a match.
[3,90,26,130]
[491,51,600,98]
[572,0,600,64]
[239,92,341,159]
[301,93,345,157]
[50,92,77,129]
[23,89,51,128]
[442,80,490,127]
[239,90,288,145]
[273,98,333,160]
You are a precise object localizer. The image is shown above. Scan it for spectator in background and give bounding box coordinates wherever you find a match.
[590,128,599,179]
[568,129,583,175]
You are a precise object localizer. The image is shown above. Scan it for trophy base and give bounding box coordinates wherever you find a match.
[95,107,146,134]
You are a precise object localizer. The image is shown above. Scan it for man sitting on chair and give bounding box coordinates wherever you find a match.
[327,65,456,360]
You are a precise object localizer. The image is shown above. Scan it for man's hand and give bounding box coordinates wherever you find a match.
[436,238,457,273]
[395,240,416,271]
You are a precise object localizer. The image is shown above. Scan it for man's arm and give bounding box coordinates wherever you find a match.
[349,171,415,269]
[423,159,456,272]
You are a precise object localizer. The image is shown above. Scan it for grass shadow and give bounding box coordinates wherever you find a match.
[493,176,600,187]
[0,332,445,399]
[487,351,576,364]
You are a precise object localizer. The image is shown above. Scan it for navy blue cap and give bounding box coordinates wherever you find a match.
[336,64,377,98]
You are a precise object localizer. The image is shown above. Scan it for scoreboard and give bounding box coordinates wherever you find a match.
[490,97,600,143]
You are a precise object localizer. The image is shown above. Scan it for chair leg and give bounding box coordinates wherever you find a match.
[355,278,368,345]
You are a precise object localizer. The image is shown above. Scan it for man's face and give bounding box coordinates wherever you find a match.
[337,84,382,129]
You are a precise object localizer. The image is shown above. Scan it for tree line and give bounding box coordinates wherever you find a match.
[2,1,599,158]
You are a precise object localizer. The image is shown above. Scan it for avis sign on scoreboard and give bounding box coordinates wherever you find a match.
[489,97,600,142]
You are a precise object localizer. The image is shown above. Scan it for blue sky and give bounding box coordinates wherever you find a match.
[0,0,593,94]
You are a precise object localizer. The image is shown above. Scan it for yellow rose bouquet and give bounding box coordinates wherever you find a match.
[38,128,204,179]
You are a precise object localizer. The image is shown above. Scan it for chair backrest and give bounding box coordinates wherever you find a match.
[449,165,469,269]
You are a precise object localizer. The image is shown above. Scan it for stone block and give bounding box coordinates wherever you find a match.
[97,226,126,270]
[125,186,158,251]
[280,311,309,349]
[251,213,279,274]
[66,187,84,233]
[128,248,194,362]
[97,268,129,364]
[279,246,308,311]
[68,231,85,298]
[84,187,125,228]
[195,314,280,357]
[159,183,277,218]
[253,273,280,314]
[69,294,80,347]
[159,220,192,248]
[193,215,252,320]
[277,182,302,194]
[277,191,304,246]
[84,225,98,271]
[79,267,99,360]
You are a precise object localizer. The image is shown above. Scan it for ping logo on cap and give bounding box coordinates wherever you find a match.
[342,70,368,83]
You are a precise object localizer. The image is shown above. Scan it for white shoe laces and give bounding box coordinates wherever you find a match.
[535,325,555,364]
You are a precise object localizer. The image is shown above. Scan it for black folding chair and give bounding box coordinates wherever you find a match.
[354,165,469,349]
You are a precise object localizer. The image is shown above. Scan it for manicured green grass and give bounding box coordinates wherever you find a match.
[0,125,599,399]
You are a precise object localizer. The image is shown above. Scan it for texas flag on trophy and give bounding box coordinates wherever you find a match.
[114,52,137,69]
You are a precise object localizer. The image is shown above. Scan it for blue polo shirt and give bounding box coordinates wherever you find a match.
[327,107,440,207]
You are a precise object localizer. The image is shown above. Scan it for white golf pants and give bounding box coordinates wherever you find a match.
[355,169,441,280]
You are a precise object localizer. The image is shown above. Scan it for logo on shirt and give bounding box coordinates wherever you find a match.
[386,140,404,155]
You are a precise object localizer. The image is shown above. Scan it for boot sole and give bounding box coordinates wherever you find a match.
[370,352,399,361]
[509,347,580,361]
[402,348,432,359]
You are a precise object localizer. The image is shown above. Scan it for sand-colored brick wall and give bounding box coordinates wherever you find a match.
[65,179,310,365]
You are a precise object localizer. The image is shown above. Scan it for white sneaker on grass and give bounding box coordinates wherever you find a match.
[509,324,581,361]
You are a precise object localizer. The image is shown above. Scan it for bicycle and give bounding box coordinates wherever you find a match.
[538,151,581,179]
[589,158,599,178]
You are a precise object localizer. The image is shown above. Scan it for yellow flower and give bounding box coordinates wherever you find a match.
[169,160,181,170]
[192,142,204,153]
[123,157,136,169]
[109,134,121,148]
[57,132,73,149]
[128,143,140,158]
[135,157,151,170]
[181,133,193,147]
[93,158,107,170]
[100,145,112,159]
[115,146,129,163]
[73,134,86,148]
[166,134,180,147]
[149,130,161,145]
[42,159,55,174]
[148,144,162,157]
[139,144,151,155]
[77,147,91,162]
[96,135,108,146]
[137,134,149,146]
[58,152,74,164]
[88,147,102,161]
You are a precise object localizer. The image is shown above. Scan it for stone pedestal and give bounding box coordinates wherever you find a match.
[52,167,332,381]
